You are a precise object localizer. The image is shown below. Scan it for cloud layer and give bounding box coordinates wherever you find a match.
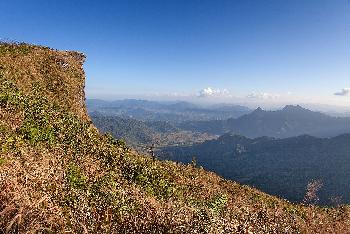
[198,87,230,98]
[334,88,350,96]
[246,92,280,100]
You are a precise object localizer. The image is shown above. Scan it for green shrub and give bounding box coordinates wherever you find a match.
[0,157,6,166]
[207,194,228,215]
[67,164,86,189]
[20,120,56,144]
[121,157,176,199]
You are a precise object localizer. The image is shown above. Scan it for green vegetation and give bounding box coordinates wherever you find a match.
[0,157,6,166]
[207,194,228,215]
[129,160,176,199]
[67,164,86,189]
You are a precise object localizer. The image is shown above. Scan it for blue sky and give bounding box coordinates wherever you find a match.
[1,0,350,108]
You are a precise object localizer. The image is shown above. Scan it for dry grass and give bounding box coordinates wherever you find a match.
[1,42,350,233]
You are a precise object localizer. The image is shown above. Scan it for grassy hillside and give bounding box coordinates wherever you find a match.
[1,42,350,233]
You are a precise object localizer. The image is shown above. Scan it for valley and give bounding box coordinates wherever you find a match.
[89,101,350,206]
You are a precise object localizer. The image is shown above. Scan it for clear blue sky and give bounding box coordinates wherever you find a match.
[1,0,350,107]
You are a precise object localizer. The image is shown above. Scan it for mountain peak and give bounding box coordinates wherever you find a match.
[282,105,307,112]
[253,107,264,112]
[249,107,265,116]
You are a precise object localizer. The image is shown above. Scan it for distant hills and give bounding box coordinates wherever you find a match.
[161,133,350,205]
[88,99,350,139]
[179,105,350,138]
[87,99,251,122]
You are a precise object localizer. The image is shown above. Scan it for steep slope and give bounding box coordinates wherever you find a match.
[179,105,350,138]
[1,43,350,233]
[162,133,350,205]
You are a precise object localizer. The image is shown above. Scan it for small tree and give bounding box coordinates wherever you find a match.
[147,143,156,160]
[191,156,197,168]
[303,179,323,205]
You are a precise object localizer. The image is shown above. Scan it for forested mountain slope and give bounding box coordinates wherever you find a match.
[162,133,350,205]
[90,113,216,152]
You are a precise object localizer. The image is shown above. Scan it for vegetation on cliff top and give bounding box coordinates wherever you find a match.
[1,42,350,233]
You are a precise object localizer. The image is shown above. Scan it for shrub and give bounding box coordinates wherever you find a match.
[207,194,228,215]
[67,164,86,189]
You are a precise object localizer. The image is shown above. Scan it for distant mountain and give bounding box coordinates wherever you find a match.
[91,113,156,147]
[326,111,350,118]
[161,133,350,205]
[179,105,350,138]
[86,99,251,122]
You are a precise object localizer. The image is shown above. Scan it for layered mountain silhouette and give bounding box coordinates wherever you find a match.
[179,105,350,138]
[87,99,251,122]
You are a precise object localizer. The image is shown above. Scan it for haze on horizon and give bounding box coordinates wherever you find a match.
[1,0,349,110]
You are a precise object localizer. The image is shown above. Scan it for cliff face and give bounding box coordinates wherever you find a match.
[0,43,88,121]
[1,43,350,233]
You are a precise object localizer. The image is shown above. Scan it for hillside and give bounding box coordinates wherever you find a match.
[1,43,350,233]
[179,105,350,138]
[162,133,350,205]
[90,113,156,147]
[90,112,216,152]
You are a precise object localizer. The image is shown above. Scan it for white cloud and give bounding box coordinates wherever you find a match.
[198,87,230,98]
[334,88,350,96]
[246,92,280,100]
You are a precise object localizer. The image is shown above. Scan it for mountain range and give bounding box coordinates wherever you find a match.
[179,105,350,138]
[161,133,350,205]
[87,99,251,122]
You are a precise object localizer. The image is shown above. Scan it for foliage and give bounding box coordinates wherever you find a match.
[0,157,6,166]
[303,179,323,205]
[120,156,176,200]
[207,194,228,215]
[67,164,86,189]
